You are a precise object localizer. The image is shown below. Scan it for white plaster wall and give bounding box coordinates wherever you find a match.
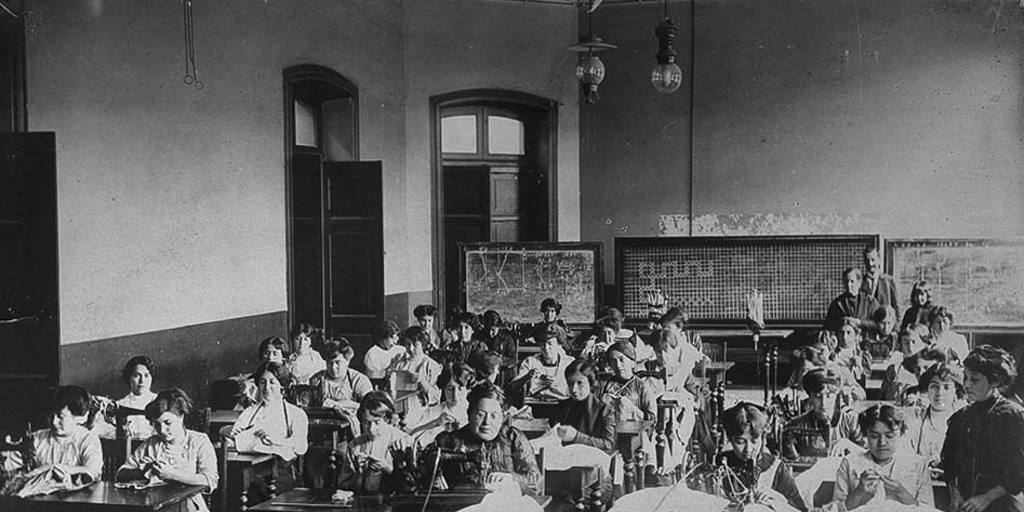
[27,0,407,343]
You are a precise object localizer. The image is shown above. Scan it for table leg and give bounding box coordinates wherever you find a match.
[635,449,646,490]
[622,451,635,495]
[655,407,666,473]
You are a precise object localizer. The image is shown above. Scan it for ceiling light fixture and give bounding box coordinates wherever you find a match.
[651,0,683,94]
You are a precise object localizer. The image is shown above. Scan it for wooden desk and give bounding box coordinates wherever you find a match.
[615,420,650,495]
[4,481,205,511]
[250,488,554,512]
[223,450,277,512]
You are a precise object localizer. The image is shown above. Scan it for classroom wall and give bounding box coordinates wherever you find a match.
[401,0,582,267]
[25,0,579,397]
[583,0,1024,286]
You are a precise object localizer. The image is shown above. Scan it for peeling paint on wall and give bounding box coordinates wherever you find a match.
[659,213,881,236]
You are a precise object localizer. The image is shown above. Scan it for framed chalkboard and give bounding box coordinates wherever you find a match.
[459,242,602,325]
[886,238,1024,327]
[617,235,879,323]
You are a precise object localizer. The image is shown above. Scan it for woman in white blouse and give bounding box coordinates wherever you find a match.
[833,404,933,510]
[227,362,309,492]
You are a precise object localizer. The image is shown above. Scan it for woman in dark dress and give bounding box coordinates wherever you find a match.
[941,345,1024,512]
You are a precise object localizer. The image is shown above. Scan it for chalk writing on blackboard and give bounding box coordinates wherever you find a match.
[463,243,601,325]
[887,239,1024,327]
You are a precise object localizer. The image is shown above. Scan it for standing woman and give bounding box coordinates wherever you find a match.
[942,345,1024,512]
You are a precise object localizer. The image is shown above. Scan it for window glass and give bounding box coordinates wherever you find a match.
[441,115,477,154]
[487,116,524,155]
[294,99,317,147]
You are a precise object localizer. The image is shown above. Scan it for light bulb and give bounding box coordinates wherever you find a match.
[651,62,682,94]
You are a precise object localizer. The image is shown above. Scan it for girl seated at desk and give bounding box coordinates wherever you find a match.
[386,326,442,410]
[942,345,1024,512]
[337,392,414,493]
[414,304,443,352]
[510,323,575,402]
[900,280,934,333]
[115,388,218,512]
[228,362,309,491]
[20,386,103,482]
[833,404,933,510]
[549,359,615,452]
[595,341,656,424]
[285,323,325,385]
[581,308,653,361]
[92,356,158,439]
[421,382,542,496]
[117,356,159,438]
[782,370,862,460]
[905,363,964,468]
[719,402,806,511]
[309,338,374,428]
[363,320,405,389]
[928,306,969,363]
[406,364,475,447]
[237,336,290,409]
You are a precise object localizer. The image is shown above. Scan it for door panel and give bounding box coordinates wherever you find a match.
[323,162,383,363]
[0,132,58,432]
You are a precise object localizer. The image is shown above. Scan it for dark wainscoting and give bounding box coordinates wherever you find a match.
[60,311,287,408]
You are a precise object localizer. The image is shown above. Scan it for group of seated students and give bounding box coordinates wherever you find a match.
[769,253,1024,511]
[11,262,1024,512]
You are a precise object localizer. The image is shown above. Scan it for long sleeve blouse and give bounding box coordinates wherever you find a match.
[942,394,1024,512]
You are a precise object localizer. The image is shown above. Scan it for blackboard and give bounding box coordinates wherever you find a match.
[616,235,878,323]
[886,238,1024,327]
[460,242,602,325]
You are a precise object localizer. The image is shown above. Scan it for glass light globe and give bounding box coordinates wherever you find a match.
[651,62,683,94]
[575,55,606,86]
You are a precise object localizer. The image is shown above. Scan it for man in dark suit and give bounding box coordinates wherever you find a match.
[861,246,899,317]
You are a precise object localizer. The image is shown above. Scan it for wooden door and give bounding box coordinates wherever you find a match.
[324,162,383,365]
[443,166,489,311]
[0,132,58,432]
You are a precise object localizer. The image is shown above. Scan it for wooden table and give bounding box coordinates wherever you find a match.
[3,481,206,511]
[249,488,554,512]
